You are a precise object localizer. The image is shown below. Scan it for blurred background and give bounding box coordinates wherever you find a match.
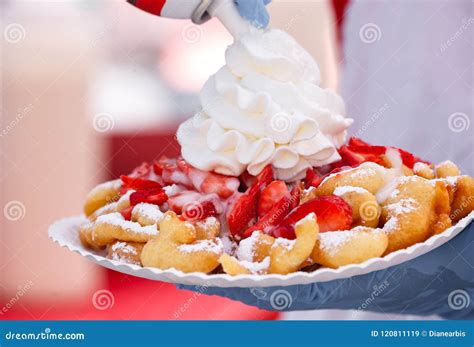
[0,0,342,320]
[1,0,472,320]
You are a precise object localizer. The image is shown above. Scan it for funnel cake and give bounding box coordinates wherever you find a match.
[77,137,473,274]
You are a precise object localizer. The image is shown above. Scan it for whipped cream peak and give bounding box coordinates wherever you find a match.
[178,29,353,181]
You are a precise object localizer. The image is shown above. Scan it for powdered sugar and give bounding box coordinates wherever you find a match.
[132,203,164,223]
[320,162,386,187]
[295,212,316,227]
[273,238,296,251]
[413,162,430,173]
[333,186,369,196]
[117,190,134,204]
[111,241,138,254]
[384,198,419,215]
[178,238,223,254]
[163,184,183,197]
[319,230,357,256]
[195,216,219,229]
[236,231,261,261]
[383,198,419,233]
[96,212,158,235]
[383,217,399,233]
[435,176,460,186]
[239,257,270,274]
[221,235,237,254]
[92,201,118,216]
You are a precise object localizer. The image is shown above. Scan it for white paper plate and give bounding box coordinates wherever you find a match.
[49,212,473,288]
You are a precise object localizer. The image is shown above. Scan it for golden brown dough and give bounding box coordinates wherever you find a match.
[334,187,381,228]
[315,163,386,197]
[194,217,220,240]
[84,180,122,216]
[446,176,474,223]
[107,241,144,265]
[413,162,435,179]
[140,212,222,273]
[92,213,158,246]
[311,227,388,268]
[269,213,319,274]
[435,160,461,178]
[381,176,451,254]
[79,223,104,250]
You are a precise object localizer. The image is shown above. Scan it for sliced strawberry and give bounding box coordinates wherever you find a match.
[349,144,386,156]
[348,137,371,147]
[258,181,290,217]
[270,224,295,240]
[120,205,134,221]
[227,185,260,238]
[181,200,217,221]
[281,195,352,232]
[255,165,274,188]
[289,183,302,210]
[243,195,291,238]
[129,188,168,206]
[304,168,323,189]
[120,175,162,191]
[331,145,385,169]
[177,159,239,199]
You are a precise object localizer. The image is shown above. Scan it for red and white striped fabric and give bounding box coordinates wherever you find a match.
[128,0,203,19]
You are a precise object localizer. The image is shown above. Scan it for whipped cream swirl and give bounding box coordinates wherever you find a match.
[177,29,353,181]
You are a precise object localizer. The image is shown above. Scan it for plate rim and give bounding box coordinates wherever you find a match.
[48,211,474,288]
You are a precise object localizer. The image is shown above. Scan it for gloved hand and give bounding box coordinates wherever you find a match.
[234,0,271,28]
[178,222,474,319]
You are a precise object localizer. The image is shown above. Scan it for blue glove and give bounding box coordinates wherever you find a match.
[178,222,474,319]
[234,0,271,28]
